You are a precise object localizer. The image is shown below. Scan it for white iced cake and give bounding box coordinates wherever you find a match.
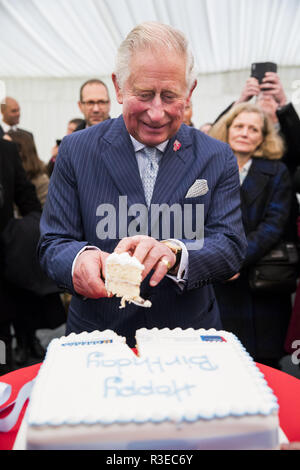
[26,328,279,450]
[105,252,151,308]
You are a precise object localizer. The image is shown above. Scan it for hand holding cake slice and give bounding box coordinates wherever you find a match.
[105,252,152,308]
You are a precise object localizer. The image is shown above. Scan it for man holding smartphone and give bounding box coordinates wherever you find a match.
[213,66,300,246]
[237,71,300,169]
[236,71,287,111]
[215,68,300,172]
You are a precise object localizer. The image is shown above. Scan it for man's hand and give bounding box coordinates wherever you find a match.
[236,77,260,103]
[260,72,287,106]
[256,93,279,122]
[72,249,110,298]
[114,235,176,287]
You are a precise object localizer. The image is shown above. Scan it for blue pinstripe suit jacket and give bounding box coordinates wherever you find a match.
[38,115,247,346]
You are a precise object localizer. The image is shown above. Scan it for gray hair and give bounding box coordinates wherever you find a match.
[114,22,197,95]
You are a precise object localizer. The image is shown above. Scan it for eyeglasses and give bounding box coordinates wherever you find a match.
[81,100,110,107]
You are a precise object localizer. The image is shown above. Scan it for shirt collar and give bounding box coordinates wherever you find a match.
[239,158,253,185]
[129,135,169,153]
[1,121,17,132]
[240,158,253,172]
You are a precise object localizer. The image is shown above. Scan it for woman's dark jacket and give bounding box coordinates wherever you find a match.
[214,157,292,359]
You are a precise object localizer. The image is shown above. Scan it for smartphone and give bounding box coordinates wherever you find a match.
[251,62,277,84]
[56,139,62,146]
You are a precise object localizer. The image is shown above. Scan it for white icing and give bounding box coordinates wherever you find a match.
[55,329,126,345]
[106,252,144,269]
[26,328,279,450]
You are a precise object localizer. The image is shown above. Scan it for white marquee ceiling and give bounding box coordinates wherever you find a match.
[0,0,300,78]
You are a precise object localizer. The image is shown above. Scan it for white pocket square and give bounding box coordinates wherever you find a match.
[185,179,209,198]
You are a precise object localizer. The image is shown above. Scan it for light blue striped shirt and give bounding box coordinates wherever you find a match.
[129,135,168,177]
[129,135,187,285]
[72,135,187,285]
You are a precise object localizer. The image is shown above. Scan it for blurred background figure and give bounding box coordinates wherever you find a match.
[6,130,49,206]
[0,97,33,139]
[199,122,213,134]
[66,118,84,135]
[216,72,300,176]
[214,70,300,243]
[183,101,194,126]
[47,79,111,177]
[210,103,293,369]
[76,78,111,130]
[0,138,41,374]
[48,118,84,176]
[2,130,66,367]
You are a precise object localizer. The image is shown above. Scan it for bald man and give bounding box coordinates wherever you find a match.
[0,97,33,139]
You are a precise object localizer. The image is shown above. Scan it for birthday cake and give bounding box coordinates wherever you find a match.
[25,328,279,450]
[105,252,151,308]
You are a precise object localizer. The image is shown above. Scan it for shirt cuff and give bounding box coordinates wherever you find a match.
[71,245,100,277]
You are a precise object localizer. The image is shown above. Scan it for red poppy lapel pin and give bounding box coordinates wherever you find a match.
[173,140,181,152]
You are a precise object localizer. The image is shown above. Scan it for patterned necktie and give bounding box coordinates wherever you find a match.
[141,146,160,207]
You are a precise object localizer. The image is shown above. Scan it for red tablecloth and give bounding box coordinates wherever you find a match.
[1,361,300,450]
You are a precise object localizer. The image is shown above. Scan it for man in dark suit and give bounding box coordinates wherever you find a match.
[38,22,247,346]
[0,97,33,139]
[0,139,41,374]
[75,79,111,131]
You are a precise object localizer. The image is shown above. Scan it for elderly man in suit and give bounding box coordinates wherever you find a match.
[38,22,247,346]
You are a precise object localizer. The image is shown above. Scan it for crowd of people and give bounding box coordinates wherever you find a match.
[0,22,299,396]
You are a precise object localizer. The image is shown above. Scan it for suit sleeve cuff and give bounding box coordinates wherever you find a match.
[71,245,101,277]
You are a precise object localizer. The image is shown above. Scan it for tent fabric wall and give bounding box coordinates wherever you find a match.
[3,67,300,162]
[0,0,299,161]
[1,0,299,77]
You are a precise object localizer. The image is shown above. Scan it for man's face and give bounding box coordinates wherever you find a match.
[228,112,263,156]
[2,98,20,126]
[78,83,111,127]
[113,49,195,146]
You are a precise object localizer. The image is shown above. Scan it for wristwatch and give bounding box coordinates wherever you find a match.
[160,240,182,273]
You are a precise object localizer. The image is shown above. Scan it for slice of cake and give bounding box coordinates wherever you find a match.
[105,252,151,308]
[25,328,279,450]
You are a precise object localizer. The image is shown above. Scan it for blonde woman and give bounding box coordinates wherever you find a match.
[209,103,292,368]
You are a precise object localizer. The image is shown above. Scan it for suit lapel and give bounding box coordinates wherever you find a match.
[101,119,195,209]
[241,160,270,208]
[100,116,146,208]
[149,126,198,237]
[151,126,194,206]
